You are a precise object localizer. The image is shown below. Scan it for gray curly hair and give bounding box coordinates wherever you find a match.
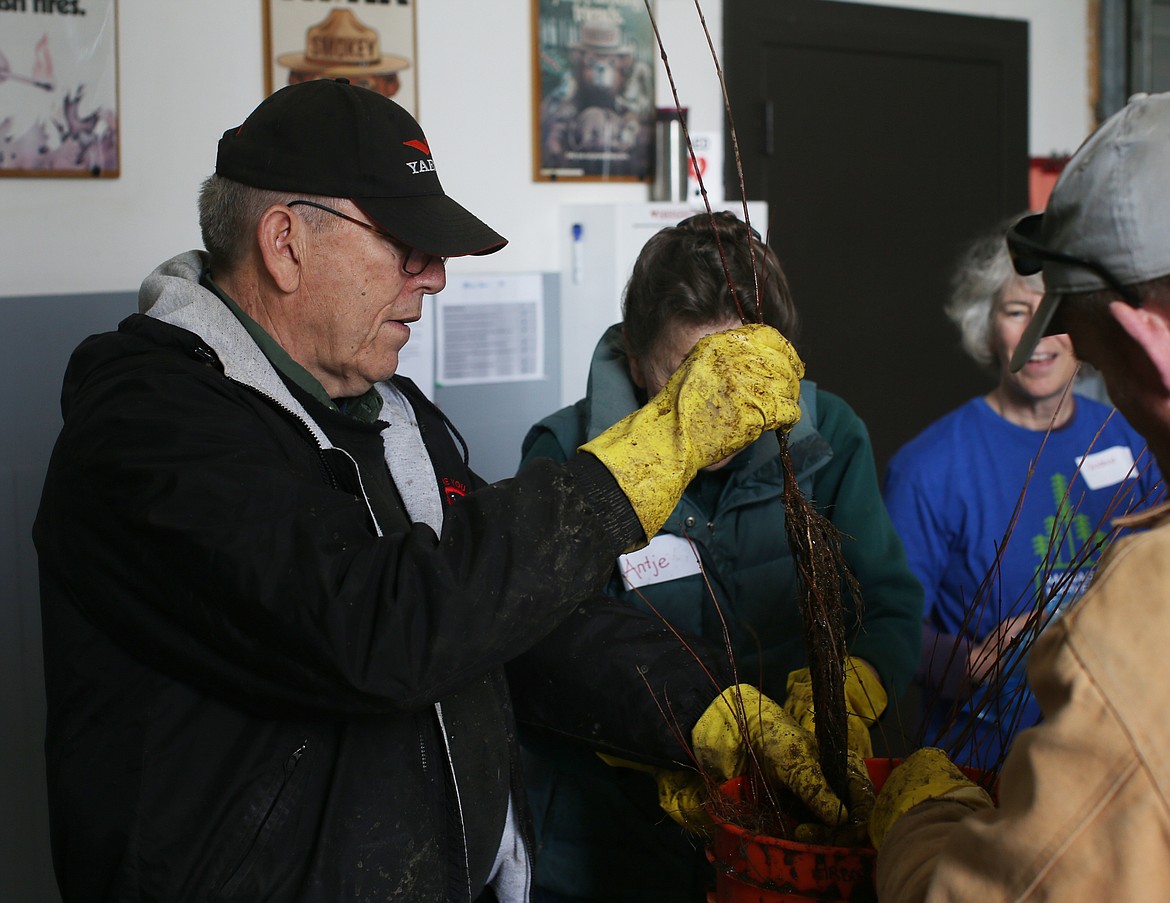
[946,211,1044,369]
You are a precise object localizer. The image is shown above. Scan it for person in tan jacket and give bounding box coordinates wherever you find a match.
[869,91,1170,901]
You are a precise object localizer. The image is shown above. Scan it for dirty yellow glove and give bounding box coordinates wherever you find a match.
[596,754,714,832]
[597,755,713,833]
[692,684,850,827]
[655,768,712,832]
[868,747,994,850]
[581,324,803,539]
[793,752,875,847]
[785,657,888,759]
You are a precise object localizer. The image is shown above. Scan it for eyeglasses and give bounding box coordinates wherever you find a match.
[287,200,446,276]
[1006,213,1141,307]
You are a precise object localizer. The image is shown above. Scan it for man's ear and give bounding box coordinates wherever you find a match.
[257,205,302,294]
[1110,300,1170,391]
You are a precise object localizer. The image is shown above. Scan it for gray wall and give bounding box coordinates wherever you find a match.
[3,291,136,902]
[1,278,562,900]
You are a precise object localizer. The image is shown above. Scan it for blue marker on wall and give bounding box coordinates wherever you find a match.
[571,222,584,284]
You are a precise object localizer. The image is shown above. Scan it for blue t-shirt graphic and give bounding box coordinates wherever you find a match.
[883,395,1163,770]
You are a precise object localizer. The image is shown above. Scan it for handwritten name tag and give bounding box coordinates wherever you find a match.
[618,532,703,590]
[1076,445,1136,490]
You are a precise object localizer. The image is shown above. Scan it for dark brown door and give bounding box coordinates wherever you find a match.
[723,0,1029,477]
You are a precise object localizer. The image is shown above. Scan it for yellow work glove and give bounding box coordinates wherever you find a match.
[868,747,994,850]
[657,756,875,844]
[581,324,803,539]
[692,684,853,827]
[792,753,875,847]
[655,768,712,832]
[595,754,714,833]
[785,657,888,759]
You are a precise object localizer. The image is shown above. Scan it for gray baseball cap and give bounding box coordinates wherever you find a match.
[1007,91,1170,372]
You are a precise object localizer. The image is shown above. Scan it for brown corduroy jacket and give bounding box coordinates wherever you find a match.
[878,500,1170,902]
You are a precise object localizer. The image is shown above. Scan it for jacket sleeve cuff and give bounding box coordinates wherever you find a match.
[565,453,645,553]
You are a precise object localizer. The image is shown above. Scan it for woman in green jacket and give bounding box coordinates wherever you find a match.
[517,211,924,903]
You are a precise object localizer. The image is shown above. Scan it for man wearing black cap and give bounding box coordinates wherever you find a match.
[865,92,1170,902]
[32,80,826,902]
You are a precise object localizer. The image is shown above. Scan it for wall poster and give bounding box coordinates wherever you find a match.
[532,0,656,182]
[263,0,418,113]
[0,0,119,178]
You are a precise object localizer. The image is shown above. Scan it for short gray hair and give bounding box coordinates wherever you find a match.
[197,174,341,272]
[946,211,1043,369]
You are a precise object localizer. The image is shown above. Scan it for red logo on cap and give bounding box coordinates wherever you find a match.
[403,139,430,154]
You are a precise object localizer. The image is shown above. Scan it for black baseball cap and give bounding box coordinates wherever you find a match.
[215,78,507,258]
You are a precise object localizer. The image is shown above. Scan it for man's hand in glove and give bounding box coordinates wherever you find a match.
[785,657,888,759]
[869,747,994,850]
[691,684,856,828]
[581,323,803,540]
[656,768,713,833]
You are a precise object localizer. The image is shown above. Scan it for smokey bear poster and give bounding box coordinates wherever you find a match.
[0,0,119,178]
[533,0,655,182]
[263,0,418,115]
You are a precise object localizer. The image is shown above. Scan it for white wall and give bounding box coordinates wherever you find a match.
[1,0,1091,298]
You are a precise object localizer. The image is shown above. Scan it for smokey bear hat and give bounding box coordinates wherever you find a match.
[216,78,507,258]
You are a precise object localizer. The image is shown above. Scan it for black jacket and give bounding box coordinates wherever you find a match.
[34,253,718,902]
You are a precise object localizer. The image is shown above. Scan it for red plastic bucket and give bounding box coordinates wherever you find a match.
[708,773,876,903]
[707,758,995,902]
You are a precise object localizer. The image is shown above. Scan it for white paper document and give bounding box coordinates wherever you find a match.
[436,273,545,386]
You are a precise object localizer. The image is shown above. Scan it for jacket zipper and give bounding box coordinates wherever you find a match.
[232,377,384,535]
[286,741,307,773]
[434,701,473,902]
[217,740,309,897]
[229,367,469,895]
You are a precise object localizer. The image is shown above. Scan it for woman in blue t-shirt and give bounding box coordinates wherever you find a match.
[883,213,1163,773]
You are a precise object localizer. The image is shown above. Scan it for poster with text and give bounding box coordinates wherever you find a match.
[532,0,655,182]
[0,0,119,178]
[263,0,417,115]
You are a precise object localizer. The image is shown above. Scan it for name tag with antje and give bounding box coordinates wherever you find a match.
[1076,445,1136,490]
[618,532,703,591]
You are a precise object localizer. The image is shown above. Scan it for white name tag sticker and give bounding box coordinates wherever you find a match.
[1076,445,1136,490]
[618,532,703,590]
